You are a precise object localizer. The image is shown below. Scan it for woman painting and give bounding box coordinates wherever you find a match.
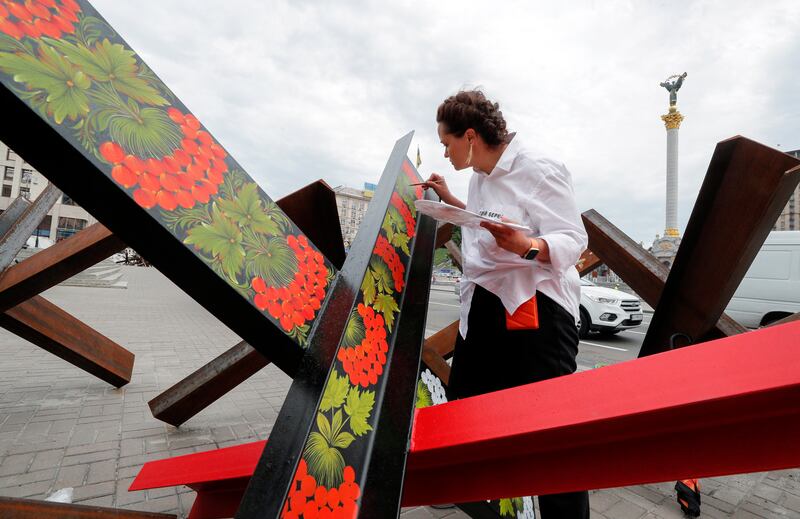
[423,89,590,518]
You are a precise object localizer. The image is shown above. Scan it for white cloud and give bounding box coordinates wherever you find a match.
[92,0,799,244]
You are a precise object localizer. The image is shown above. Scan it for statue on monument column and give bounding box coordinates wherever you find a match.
[660,72,687,107]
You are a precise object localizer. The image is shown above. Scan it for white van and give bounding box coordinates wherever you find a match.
[725,231,800,328]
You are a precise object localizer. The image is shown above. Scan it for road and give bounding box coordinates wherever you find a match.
[426,284,648,371]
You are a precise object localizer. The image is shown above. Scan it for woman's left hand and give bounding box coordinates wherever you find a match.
[479,220,532,257]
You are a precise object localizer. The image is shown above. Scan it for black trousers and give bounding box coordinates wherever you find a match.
[448,285,590,519]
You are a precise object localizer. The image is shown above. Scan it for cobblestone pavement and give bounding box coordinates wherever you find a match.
[0,267,798,518]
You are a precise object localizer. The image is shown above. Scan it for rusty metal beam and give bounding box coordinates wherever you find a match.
[0,295,134,387]
[445,240,463,272]
[421,320,459,385]
[435,223,454,249]
[641,138,800,355]
[0,496,175,518]
[273,180,346,270]
[0,184,61,271]
[149,340,263,426]
[0,223,125,312]
[582,209,746,340]
[576,249,602,277]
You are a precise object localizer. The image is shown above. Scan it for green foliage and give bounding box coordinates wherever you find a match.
[390,231,410,256]
[44,37,168,106]
[305,424,346,488]
[373,293,399,331]
[219,183,280,235]
[75,16,106,48]
[498,498,525,516]
[344,386,375,436]
[341,308,365,348]
[0,45,91,124]
[415,380,433,409]
[320,370,350,412]
[244,233,297,288]
[184,205,244,280]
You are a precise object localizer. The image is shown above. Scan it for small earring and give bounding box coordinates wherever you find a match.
[466,141,473,166]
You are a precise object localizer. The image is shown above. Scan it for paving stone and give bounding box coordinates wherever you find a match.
[605,498,648,519]
[72,480,116,502]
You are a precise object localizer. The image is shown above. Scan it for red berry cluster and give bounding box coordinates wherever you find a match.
[99,108,229,211]
[337,303,388,388]
[390,192,416,238]
[282,459,360,519]
[0,0,80,40]
[251,235,328,332]
[373,235,405,292]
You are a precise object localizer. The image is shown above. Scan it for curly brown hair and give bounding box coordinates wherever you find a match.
[436,90,508,146]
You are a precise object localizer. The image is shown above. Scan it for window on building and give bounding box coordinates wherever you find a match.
[1,184,11,197]
[6,148,16,161]
[4,166,14,181]
[19,186,30,199]
[34,215,51,238]
[56,217,87,241]
[20,169,32,184]
[61,193,77,206]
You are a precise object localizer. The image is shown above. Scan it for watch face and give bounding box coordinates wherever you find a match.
[524,248,539,260]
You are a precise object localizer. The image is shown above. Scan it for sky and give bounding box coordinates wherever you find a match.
[92,0,799,246]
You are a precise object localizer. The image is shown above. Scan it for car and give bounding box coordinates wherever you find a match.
[725,231,800,328]
[578,279,643,338]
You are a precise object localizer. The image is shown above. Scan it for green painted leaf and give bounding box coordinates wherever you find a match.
[415,380,433,409]
[373,293,399,331]
[184,205,245,280]
[244,234,297,288]
[499,498,515,516]
[342,307,365,347]
[316,411,332,441]
[345,386,375,436]
[360,267,377,306]
[320,370,350,412]
[390,231,410,256]
[45,37,168,106]
[370,258,393,295]
[76,16,105,48]
[0,46,91,124]
[218,183,280,235]
[106,104,183,159]
[333,431,355,449]
[304,431,345,489]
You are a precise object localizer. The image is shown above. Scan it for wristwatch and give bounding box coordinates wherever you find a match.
[521,239,539,261]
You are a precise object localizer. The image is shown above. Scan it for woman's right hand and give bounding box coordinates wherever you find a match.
[423,173,465,209]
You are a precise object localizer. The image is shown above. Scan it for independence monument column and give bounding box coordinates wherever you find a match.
[652,72,687,267]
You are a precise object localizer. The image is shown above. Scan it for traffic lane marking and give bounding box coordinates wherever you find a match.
[579,341,628,351]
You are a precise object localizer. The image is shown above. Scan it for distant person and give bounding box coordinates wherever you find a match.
[423,89,589,518]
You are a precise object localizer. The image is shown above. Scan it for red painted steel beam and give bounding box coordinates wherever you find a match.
[405,321,800,505]
[0,295,134,387]
[0,223,126,312]
[131,322,800,514]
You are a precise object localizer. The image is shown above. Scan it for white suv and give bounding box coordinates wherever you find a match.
[578,279,643,338]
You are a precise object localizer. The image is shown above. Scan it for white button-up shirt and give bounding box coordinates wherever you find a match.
[458,135,588,339]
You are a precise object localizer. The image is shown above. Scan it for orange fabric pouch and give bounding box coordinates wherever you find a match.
[505,295,539,330]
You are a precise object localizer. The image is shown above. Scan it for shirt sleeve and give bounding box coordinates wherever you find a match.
[523,159,588,275]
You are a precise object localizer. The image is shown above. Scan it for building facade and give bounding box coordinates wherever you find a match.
[773,149,800,231]
[0,140,97,244]
[333,185,373,249]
